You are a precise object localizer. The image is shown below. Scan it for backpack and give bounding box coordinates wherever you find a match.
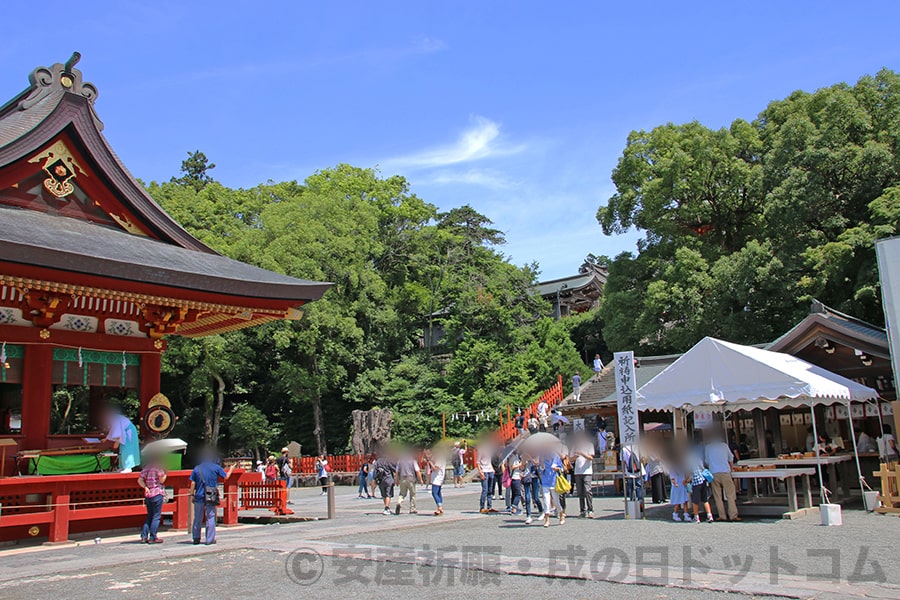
[373,461,391,485]
[265,463,278,479]
[451,451,461,467]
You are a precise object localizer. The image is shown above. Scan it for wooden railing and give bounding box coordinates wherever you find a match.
[496,374,564,443]
[0,470,245,543]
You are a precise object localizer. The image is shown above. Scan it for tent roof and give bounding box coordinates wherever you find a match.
[637,337,878,412]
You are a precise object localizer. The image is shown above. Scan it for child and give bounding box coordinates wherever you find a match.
[669,464,691,521]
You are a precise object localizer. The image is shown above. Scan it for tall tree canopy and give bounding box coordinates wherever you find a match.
[597,69,900,354]
[148,165,584,455]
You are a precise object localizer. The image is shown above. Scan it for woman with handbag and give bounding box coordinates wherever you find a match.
[538,450,566,528]
[189,452,236,545]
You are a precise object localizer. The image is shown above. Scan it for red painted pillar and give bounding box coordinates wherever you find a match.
[223,470,240,525]
[21,344,52,450]
[48,483,70,543]
[139,352,162,439]
[173,479,191,530]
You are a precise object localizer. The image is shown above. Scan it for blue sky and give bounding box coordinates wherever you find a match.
[2,2,900,279]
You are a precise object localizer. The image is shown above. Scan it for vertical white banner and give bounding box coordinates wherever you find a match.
[614,351,640,448]
[877,237,900,394]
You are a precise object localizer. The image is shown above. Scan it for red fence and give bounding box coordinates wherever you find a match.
[237,473,293,515]
[0,470,244,543]
[496,374,564,443]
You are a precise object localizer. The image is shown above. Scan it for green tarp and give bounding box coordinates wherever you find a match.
[26,453,111,475]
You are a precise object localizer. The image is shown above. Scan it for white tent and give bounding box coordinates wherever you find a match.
[636,337,879,503]
[637,337,877,411]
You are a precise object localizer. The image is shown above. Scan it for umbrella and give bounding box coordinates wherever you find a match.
[551,413,571,426]
[519,432,563,453]
[141,438,187,455]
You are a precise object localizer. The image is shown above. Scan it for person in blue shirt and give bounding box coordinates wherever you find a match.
[538,451,565,528]
[190,451,235,545]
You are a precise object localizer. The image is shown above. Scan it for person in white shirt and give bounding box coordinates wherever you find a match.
[537,400,550,431]
[592,354,604,380]
[571,433,595,518]
[857,429,877,453]
[705,434,740,521]
[427,448,447,515]
[877,424,899,462]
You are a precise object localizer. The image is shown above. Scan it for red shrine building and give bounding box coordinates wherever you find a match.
[0,54,330,472]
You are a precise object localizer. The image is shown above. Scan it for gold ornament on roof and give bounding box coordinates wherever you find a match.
[28,140,86,198]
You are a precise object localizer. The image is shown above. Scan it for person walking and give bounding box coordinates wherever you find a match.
[491,448,504,499]
[396,451,423,514]
[506,451,523,514]
[428,448,447,515]
[514,409,526,436]
[520,452,543,525]
[705,433,740,521]
[538,450,565,527]
[537,399,550,432]
[477,441,496,513]
[572,373,582,402]
[137,453,167,544]
[372,450,397,515]
[190,452,236,545]
[527,413,540,435]
[592,354,604,380]
[571,432,594,518]
[357,460,372,499]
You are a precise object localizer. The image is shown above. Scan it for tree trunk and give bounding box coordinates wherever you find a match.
[211,373,225,443]
[311,356,328,455]
[312,391,327,455]
[203,391,213,444]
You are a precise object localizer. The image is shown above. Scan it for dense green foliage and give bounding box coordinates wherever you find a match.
[598,69,900,354]
[147,165,585,454]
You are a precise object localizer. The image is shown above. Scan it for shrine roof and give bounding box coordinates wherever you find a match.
[0,53,331,313]
[0,205,329,303]
[535,270,606,298]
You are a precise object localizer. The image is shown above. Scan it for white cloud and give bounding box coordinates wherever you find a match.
[421,168,521,190]
[384,116,525,171]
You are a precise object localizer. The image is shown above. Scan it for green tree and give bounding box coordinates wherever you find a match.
[172,150,216,191]
[229,403,276,461]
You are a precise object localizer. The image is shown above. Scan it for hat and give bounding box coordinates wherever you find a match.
[256,460,262,465]
[281,447,289,453]
[268,455,276,461]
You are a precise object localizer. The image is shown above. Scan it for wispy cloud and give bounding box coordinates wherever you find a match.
[422,168,521,190]
[383,116,526,171]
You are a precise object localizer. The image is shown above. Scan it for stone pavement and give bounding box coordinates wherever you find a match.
[1,484,898,599]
